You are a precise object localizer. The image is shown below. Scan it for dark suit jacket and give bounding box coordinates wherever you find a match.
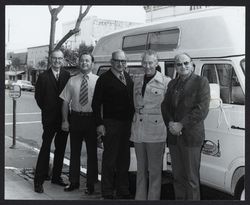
[92,69,134,126]
[35,68,70,127]
[161,73,210,146]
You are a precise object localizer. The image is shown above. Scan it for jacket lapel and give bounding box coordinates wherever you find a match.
[48,68,59,91]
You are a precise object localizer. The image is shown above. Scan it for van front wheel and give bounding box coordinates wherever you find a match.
[234,176,244,200]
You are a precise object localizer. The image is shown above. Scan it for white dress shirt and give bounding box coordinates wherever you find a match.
[60,72,99,112]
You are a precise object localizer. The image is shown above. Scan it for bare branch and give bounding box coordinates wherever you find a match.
[48,6,53,13]
[57,5,64,14]
[54,5,92,50]
[75,5,92,29]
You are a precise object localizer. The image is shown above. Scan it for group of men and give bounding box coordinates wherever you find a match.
[33,48,210,201]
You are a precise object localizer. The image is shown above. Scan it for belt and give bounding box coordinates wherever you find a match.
[71,110,93,117]
[135,107,160,115]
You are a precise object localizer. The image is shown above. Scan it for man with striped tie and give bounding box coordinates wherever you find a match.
[60,52,98,195]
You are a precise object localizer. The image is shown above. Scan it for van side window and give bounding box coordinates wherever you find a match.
[148,29,179,51]
[122,34,147,52]
[202,64,245,105]
[165,62,175,78]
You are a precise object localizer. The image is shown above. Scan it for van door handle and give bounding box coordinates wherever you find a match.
[231,125,245,130]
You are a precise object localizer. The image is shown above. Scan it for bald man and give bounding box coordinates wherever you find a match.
[161,53,210,200]
[92,50,134,199]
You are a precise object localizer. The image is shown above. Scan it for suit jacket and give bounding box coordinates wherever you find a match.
[161,73,210,146]
[35,68,70,127]
[92,69,134,126]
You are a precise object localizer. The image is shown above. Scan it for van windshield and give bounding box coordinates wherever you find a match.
[240,58,245,74]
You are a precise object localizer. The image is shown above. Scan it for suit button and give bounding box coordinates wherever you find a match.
[140,119,142,122]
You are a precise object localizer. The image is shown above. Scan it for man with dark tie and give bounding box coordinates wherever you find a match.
[34,49,70,193]
[60,52,98,195]
[92,50,134,199]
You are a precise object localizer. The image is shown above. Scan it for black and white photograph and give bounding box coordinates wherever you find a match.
[4,4,245,202]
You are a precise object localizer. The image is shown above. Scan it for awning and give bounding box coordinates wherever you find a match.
[5,71,25,76]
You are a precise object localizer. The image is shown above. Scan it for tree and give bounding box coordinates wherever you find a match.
[78,42,94,54]
[47,5,92,69]
[37,60,47,69]
[11,57,21,70]
[61,46,78,66]
[61,42,94,66]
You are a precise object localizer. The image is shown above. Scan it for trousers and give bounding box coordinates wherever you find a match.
[69,113,98,185]
[34,125,68,183]
[101,119,131,196]
[134,142,165,200]
[169,135,202,200]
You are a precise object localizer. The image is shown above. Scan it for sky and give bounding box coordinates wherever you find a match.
[5,5,146,52]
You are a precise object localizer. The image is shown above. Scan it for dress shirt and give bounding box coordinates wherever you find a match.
[52,68,60,80]
[60,72,98,112]
[110,68,126,85]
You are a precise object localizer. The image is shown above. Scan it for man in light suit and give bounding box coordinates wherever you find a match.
[161,53,210,200]
[130,50,171,200]
[34,49,70,193]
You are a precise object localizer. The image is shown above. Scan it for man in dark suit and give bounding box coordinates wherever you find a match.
[161,53,210,200]
[34,49,70,193]
[92,50,134,199]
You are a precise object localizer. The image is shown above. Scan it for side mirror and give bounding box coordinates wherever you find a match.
[209,83,221,109]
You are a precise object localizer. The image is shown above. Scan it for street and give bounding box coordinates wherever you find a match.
[5,89,234,200]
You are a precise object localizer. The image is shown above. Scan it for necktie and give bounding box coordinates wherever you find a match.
[79,76,88,106]
[56,72,59,81]
[119,74,126,85]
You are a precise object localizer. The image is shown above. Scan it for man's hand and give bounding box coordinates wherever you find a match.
[97,125,106,136]
[61,120,69,132]
[168,121,183,136]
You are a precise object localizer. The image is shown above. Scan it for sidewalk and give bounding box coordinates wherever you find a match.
[5,135,102,200]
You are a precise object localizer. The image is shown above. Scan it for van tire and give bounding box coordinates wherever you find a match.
[234,176,244,200]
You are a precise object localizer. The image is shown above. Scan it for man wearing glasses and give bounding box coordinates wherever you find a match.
[161,53,210,200]
[34,50,70,193]
[92,50,134,199]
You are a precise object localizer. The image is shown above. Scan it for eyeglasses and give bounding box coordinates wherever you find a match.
[112,59,127,64]
[51,57,64,61]
[176,61,191,67]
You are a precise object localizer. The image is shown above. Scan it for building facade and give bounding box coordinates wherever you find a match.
[6,51,27,81]
[62,16,141,50]
[27,45,49,69]
[143,6,216,22]
[26,45,49,84]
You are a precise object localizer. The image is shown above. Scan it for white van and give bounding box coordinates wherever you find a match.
[92,7,245,200]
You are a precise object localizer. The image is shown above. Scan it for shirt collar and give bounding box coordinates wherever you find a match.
[110,68,124,79]
[51,68,60,76]
[80,71,92,79]
[147,71,162,83]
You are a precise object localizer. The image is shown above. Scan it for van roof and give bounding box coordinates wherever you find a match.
[93,7,245,61]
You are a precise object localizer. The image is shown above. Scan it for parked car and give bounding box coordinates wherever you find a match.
[5,80,14,89]
[12,80,35,91]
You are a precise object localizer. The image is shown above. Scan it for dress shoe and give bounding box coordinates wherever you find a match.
[51,177,68,186]
[102,195,114,199]
[64,183,80,191]
[116,194,133,199]
[34,182,44,193]
[45,175,51,181]
[84,184,94,195]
